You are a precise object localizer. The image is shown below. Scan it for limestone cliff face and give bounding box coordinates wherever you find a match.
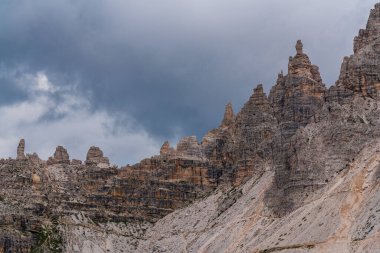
[335,3,380,99]
[230,84,278,184]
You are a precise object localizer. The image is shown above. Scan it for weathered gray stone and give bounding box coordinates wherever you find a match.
[54,146,70,164]
[16,139,26,160]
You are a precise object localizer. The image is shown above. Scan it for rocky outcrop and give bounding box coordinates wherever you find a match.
[176,136,204,159]
[159,141,173,156]
[54,146,70,164]
[85,146,110,166]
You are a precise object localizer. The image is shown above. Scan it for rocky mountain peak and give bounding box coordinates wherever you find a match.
[336,3,380,99]
[288,40,322,83]
[269,41,325,136]
[354,3,380,53]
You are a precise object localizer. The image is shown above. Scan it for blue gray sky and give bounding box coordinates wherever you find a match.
[0,0,378,164]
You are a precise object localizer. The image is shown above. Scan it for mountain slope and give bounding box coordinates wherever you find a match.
[137,98,380,252]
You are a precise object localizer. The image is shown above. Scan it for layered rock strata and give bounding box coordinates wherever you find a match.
[47,146,70,165]
[2,3,380,253]
[85,146,110,167]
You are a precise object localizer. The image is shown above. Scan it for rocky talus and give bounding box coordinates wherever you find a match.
[2,3,380,253]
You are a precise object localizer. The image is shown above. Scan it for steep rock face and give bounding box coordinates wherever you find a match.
[336,3,380,99]
[0,158,46,253]
[137,138,380,253]
[176,136,204,159]
[229,84,278,184]
[264,3,380,217]
[266,41,327,216]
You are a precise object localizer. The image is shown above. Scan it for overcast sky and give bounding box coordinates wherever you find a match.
[0,0,378,165]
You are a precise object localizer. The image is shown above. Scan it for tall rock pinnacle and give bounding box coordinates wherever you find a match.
[269,40,326,137]
[16,139,26,160]
[288,40,322,82]
[295,39,303,54]
[220,102,234,127]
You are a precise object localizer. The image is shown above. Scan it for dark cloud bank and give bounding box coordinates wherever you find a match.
[0,0,378,164]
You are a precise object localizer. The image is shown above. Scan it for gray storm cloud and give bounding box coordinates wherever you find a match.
[0,0,378,164]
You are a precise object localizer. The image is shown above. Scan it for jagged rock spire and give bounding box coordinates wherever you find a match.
[354,3,380,53]
[220,102,234,127]
[269,40,326,136]
[250,84,270,108]
[17,139,26,160]
[288,40,322,83]
[160,141,170,155]
[335,3,380,99]
[160,141,175,156]
[295,39,303,54]
[236,84,271,122]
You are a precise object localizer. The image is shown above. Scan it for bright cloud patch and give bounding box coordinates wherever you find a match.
[35,72,54,92]
[0,71,161,165]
